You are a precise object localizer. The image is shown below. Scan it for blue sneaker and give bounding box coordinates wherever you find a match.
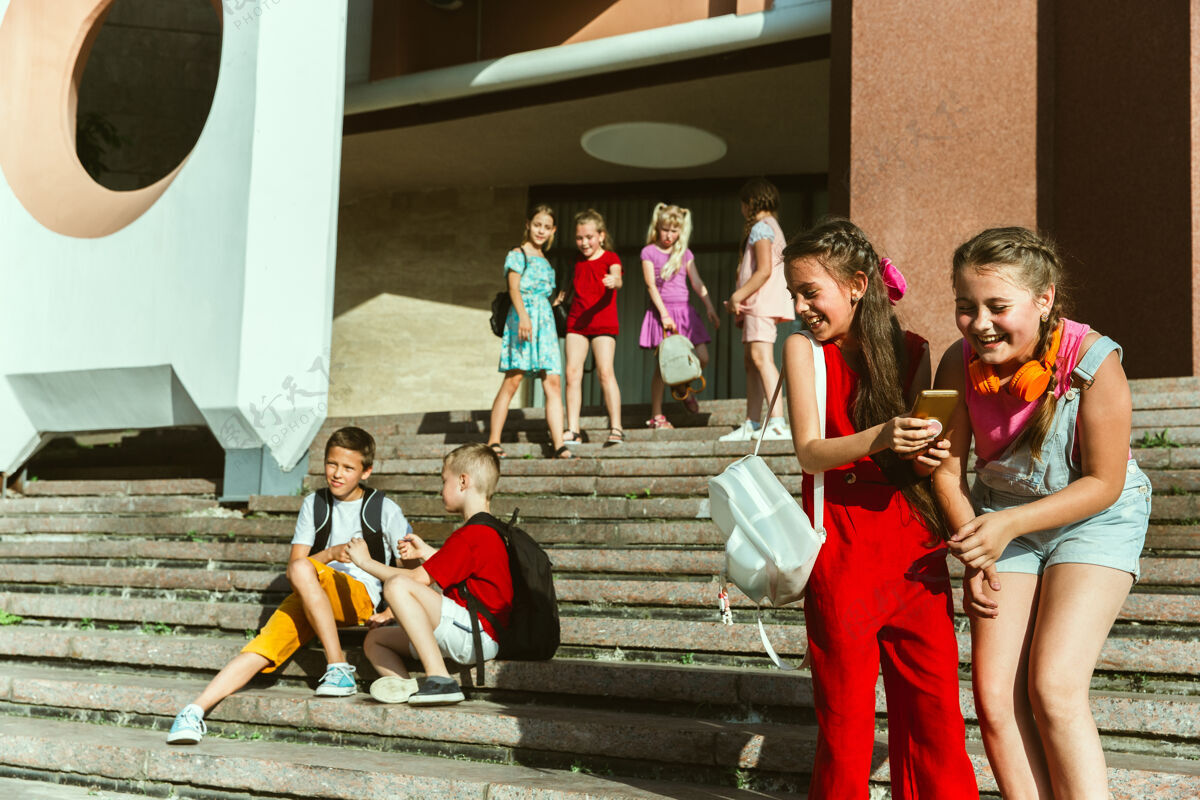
[166,704,206,745]
[314,662,357,696]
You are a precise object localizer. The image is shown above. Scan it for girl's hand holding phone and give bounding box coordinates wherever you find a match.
[879,416,938,456]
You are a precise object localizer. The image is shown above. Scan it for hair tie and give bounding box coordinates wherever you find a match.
[879,258,907,305]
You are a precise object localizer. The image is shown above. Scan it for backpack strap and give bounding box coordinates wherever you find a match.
[310,488,334,555]
[749,331,826,672]
[1071,335,1122,390]
[359,487,393,567]
[310,486,392,566]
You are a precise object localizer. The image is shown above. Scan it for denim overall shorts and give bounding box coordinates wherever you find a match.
[970,336,1151,581]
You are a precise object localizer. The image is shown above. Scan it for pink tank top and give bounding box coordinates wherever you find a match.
[736,216,795,321]
[963,319,1091,463]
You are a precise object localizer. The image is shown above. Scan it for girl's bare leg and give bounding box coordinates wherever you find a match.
[971,573,1052,799]
[488,371,524,447]
[564,333,589,434]
[1029,563,1133,798]
[542,373,566,451]
[591,335,622,432]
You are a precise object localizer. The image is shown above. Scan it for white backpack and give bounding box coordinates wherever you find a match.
[708,331,826,669]
[657,334,705,402]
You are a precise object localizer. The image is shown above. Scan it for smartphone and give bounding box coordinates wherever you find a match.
[911,390,959,437]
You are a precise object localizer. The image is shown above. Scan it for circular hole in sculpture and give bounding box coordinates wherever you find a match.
[75,0,222,191]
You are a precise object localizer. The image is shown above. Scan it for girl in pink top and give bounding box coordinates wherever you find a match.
[638,203,719,427]
[931,227,1150,799]
[720,178,796,442]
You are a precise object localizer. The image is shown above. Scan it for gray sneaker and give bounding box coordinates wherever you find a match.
[407,676,465,705]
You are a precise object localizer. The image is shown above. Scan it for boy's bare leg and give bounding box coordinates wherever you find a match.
[286,558,346,663]
[384,574,449,678]
[191,651,271,712]
[364,627,414,679]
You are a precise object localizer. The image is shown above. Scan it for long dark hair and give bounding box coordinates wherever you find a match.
[953,227,1069,460]
[784,218,951,542]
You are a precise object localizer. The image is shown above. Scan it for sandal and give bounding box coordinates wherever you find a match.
[604,428,625,446]
[646,415,674,430]
[562,430,583,443]
[552,445,575,460]
[488,442,507,458]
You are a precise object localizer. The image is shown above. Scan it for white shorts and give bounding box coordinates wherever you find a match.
[409,594,500,665]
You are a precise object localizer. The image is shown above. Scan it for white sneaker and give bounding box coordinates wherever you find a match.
[718,420,759,442]
[369,675,419,704]
[758,421,792,441]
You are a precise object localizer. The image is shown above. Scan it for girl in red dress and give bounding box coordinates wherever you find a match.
[562,208,624,444]
[782,219,978,799]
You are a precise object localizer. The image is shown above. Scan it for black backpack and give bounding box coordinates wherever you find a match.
[310,486,395,608]
[454,508,560,685]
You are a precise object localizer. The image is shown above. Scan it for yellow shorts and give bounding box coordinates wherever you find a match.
[241,557,375,673]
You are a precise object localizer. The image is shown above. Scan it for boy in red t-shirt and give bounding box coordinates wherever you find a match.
[347,443,512,705]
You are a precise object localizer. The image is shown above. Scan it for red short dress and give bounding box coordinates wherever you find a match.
[567,250,622,337]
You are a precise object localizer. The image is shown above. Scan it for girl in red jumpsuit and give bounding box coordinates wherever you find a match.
[781,219,977,799]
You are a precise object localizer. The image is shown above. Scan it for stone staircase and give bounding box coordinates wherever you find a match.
[0,378,1197,799]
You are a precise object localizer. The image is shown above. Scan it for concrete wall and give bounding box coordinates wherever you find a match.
[329,185,530,417]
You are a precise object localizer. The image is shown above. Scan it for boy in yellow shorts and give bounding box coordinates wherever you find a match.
[166,426,410,744]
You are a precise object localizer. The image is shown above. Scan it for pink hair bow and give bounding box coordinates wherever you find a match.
[879,258,907,305]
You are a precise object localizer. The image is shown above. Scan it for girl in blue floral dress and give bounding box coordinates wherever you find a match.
[487,205,573,459]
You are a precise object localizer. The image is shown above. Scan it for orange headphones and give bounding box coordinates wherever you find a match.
[969,320,1063,402]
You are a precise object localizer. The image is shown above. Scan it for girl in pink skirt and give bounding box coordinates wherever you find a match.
[638,203,720,426]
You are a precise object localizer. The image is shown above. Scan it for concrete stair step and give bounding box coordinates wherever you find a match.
[330,473,804,497]
[2,519,1197,553]
[0,496,219,515]
[0,714,790,800]
[250,493,715,520]
[2,666,1198,799]
[0,666,822,778]
[4,556,1195,623]
[317,399,751,436]
[367,439,799,462]
[3,633,1199,745]
[0,515,286,538]
[1,594,1195,677]
[337,454,805,478]
[0,776,151,800]
[0,519,729,547]
[17,479,218,497]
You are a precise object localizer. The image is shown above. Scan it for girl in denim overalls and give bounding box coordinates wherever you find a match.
[932,227,1151,798]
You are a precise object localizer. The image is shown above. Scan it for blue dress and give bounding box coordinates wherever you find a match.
[498,249,562,375]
